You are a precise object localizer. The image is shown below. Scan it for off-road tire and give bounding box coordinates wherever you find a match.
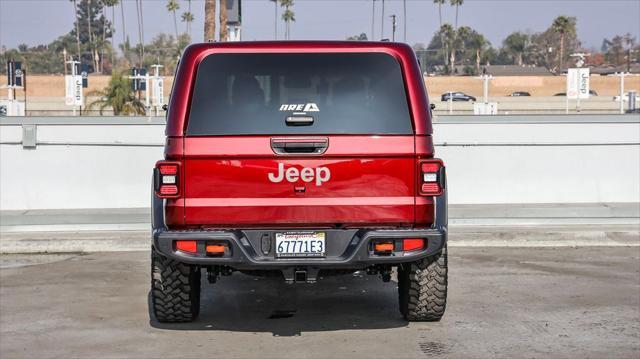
[397,245,447,321]
[151,248,201,322]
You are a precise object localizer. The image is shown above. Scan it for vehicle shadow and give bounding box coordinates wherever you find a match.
[149,271,408,336]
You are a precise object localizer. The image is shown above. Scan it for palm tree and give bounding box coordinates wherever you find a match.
[101,3,106,72]
[552,15,576,70]
[433,0,447,66]
[87,71,145,115]
[440,23,455,69]
[470,32,489,73]
[119,0,126,58]
[434,0,445,28]
[456,26,471,66]
[280,0,295,40]
[72,0,81,61]
[219,0,228,41]
[503,32,529,66]
[204,0,216,41]
[135,0,145,65]
[103,0,119,69]
[181,12,194,38]
[449,0,463,71]
[166,0,180,42]
[450,0,463,29]
[181,0,194,37]
[69,0,97,70]
[87,0,97,73]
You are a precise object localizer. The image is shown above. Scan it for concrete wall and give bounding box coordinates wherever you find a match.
[433,115,640,204]
[1,115,639,210]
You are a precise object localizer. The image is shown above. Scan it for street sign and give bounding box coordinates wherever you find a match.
[131,68,139,91]
[65,75,83,106]
[131,68,148,91]
[138,68,147,91]
[567,68,590,99]
[6,61,24,87]
[13,62,23,87]
[80,64,89,88]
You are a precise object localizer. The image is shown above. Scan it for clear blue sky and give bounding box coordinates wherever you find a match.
[1,0,639,51]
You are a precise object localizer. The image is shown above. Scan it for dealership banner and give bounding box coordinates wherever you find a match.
[567,68,590,100]
[65,75,83,106]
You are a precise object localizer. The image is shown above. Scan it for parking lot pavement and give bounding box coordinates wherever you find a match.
[1,247,639,359]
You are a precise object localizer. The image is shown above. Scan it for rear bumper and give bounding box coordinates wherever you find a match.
[153,227,446,270]
[150,173,448,270]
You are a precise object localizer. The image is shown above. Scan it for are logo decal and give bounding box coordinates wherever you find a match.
[279,103,320,112]
[268,163,331,186]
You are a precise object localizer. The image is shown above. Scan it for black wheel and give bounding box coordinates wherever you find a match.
[150,247,201,323]
[397,245,448,321]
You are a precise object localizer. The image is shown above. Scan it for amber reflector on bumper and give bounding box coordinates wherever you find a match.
[206,244,226,255]
[374,242,394,253]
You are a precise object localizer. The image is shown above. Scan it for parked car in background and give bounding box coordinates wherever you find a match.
[441,92,476,102]
[553,90,598,97]
[508,91,531,97]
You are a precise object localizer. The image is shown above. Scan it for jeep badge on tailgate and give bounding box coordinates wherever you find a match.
[268,163,331,186]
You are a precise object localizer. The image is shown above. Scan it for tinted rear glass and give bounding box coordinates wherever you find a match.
[186,53,413,135]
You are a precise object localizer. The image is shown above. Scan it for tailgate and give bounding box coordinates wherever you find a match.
[183,135,415,227]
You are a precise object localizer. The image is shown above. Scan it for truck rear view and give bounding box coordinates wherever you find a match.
[151,41,448,323]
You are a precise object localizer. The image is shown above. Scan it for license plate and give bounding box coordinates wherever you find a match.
[275,232,325,258]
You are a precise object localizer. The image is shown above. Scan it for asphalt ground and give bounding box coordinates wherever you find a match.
[1,247,639,359]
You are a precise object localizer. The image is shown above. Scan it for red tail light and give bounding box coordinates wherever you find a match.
[419,159,444,196]
[159,164,177,175]
[403,238,425,251]
[175,240,197,253]
[155,161,181,198]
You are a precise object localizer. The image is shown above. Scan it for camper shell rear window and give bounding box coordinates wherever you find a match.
[186,52,413,135]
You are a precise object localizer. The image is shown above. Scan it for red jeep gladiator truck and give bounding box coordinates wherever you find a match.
[151,41,448,323]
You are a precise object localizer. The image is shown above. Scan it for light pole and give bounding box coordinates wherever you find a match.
[390,15,397,42]
[371,0,376,41]
[403,0,407,42]
[614,72,627,114]
[380,0,385,40]
[270,0,278,40]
